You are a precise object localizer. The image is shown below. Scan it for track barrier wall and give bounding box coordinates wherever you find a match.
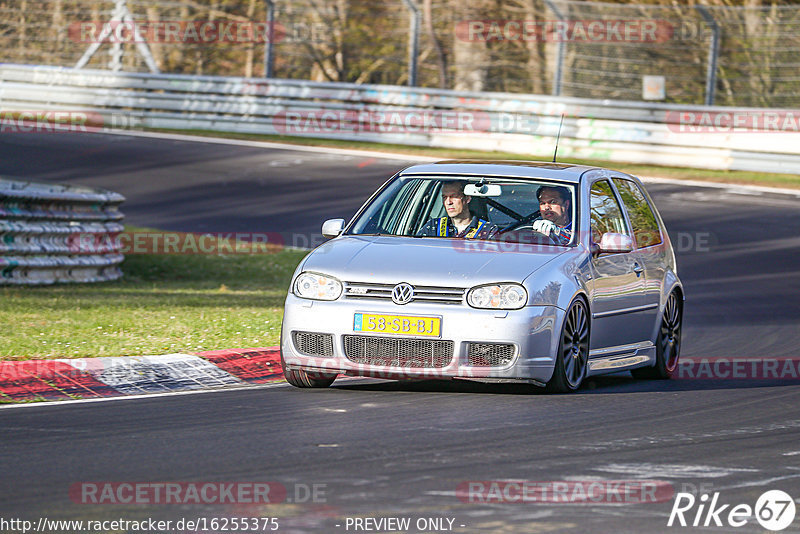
[0,177,125,285]
[2,63,800,174]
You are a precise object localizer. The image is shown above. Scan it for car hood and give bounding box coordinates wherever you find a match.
[300,235,568,286]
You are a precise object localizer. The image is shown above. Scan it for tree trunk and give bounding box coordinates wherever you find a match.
[524,0,546,94]
[424,0,447,88]
[451,1,488,91]
[19,0,27,60]
[244,0,258,77]
[52,0,63,55]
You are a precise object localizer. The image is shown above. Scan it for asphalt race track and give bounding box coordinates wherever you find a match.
[1,132,800,533]
[0,132,409,247]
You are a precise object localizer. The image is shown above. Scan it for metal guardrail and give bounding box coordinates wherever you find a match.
[0,178,125,285]
[2,64,800,175]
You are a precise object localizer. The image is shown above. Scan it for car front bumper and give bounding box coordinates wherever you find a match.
[281,294,564,384]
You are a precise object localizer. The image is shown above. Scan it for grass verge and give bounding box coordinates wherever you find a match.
[150,128,800,190]
[0,230,307,360]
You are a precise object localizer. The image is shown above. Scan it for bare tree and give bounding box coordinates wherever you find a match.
[451,0,489,91]
[423,0,448,87]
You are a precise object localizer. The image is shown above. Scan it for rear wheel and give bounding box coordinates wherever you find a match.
[546,299,590,393]
[280,344,337,388]
[632,291,682,380]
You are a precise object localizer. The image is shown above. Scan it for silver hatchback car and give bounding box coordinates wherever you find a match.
[280,161,683,392]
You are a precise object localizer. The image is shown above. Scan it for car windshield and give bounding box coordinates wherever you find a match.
[348,175,576,245]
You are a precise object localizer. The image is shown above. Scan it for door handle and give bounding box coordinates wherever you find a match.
[633,263,644,276]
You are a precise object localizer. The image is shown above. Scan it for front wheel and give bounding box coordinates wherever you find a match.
[280,350,337,388]
[632,291,682,380]
[546,299,590,393]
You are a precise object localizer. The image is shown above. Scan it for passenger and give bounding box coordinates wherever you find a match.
[532,185,573,245]
[417,181,497,239]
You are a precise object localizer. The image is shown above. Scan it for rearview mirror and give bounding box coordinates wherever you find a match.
[321,218,345,239]
[464,183,502,197]
[595,232,633,254]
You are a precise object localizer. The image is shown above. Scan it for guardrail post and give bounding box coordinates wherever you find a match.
[264,0,276,78]
[696,6,720,106]
[75,0,159,73]
[108,0,124,72]
[402,0,421,86]
[543,0,565,96]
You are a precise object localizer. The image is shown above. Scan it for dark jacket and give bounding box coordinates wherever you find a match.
[417,216,498,239]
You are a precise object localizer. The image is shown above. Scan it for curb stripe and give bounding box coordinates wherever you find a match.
[0,347,283,404]
[0,360,121,401]
[197,348,283,384]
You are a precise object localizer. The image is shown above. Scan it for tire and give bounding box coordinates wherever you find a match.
[280,344,337,388]
[546,299,590,393]
[632,291,682,380]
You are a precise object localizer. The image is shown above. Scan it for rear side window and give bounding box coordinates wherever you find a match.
[589,180,628,243]
[612,179,662,248]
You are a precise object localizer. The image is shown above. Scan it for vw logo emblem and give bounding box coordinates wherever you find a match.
[391,283,414,305]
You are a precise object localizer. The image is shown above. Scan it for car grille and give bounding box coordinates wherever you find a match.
[343,282,465,305]
[292,331,334,357]
[343,335,454,368]
[467,342,516,366]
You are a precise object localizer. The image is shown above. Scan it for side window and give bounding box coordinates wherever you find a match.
[590,180,628,243]
[351,178,422,235]
[612,179,662,248]
[396,180,433,235]
[408,181,442,234]
[380,180,419,234]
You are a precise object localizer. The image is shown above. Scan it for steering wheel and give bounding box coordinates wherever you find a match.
[497,214,561,246]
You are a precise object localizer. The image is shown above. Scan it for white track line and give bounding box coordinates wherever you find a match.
[100,128,800,198]
[0,381,291,411]
[0,375,374,411]
[102,129,436,162]
[639,175,800,198]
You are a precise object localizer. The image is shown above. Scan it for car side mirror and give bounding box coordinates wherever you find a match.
[321,218,345,239]
[594,232,633,255]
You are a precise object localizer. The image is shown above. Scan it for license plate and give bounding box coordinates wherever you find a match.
[354,313,441,337]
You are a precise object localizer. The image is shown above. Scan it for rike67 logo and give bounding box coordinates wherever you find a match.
[668,490,796,531]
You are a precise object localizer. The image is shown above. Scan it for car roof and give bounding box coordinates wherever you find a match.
[398,160,607,184]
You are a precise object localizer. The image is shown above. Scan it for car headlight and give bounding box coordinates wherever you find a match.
[293,272,343,301]
[467,283,527,310]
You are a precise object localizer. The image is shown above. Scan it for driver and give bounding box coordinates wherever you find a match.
[532,185,573,245]
[417,180,497,239]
